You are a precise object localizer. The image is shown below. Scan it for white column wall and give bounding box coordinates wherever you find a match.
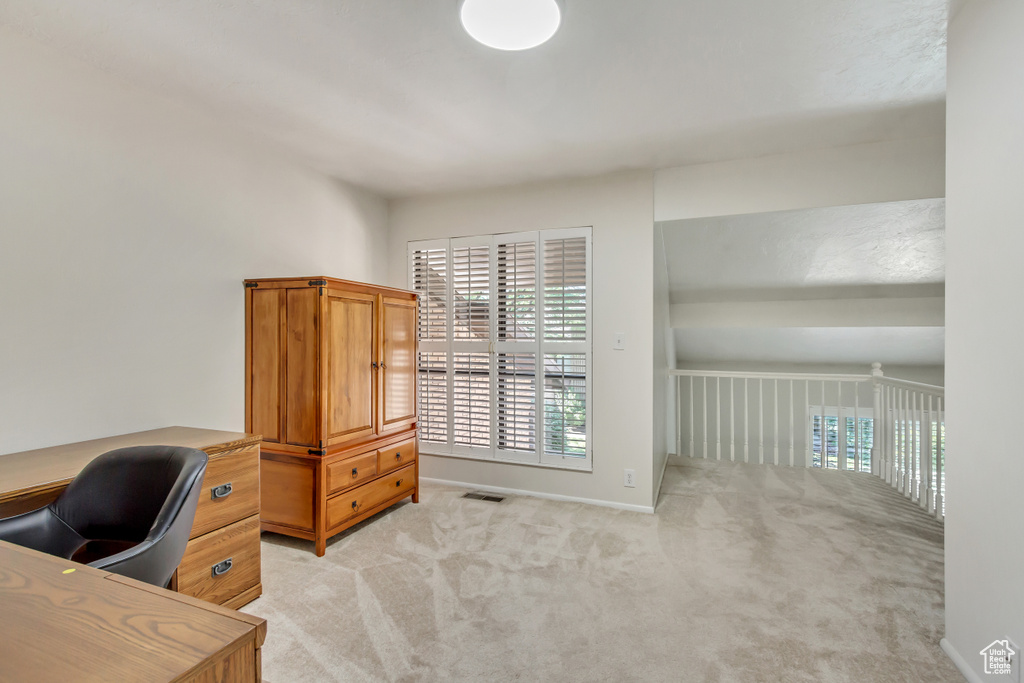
[943,2,1024,679]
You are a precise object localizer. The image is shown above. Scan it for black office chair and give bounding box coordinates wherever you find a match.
[0,445,208,588]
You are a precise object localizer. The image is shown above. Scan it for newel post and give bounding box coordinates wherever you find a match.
[870,363,884,477]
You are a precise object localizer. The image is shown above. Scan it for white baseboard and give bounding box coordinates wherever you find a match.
[941,638,983,683]
[421,477,655,514]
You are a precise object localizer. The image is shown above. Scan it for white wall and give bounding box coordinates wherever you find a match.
[944,2,1024,679]
[388,172,656,510]
[654,136,946,222]
[0,30,389,455]
[653,223,676,501]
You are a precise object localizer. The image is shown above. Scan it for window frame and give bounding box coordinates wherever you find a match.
[408,227,593,472]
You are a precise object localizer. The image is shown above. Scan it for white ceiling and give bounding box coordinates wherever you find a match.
[661,198,946,301]
[662,199,946,367]
[674,327,945,366]
[0,0,947,197]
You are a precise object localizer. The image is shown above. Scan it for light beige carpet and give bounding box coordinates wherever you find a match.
[245,456,963,682]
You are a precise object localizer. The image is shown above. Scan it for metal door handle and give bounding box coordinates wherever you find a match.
[211,483,233,500]
[211,558,233,577]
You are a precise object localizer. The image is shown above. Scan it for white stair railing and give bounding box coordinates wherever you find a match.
[871,364,945,520]
[670,363,945,521]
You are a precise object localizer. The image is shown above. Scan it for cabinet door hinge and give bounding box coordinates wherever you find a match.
[308,448,325,456]
[308,279,327,287]
[244,282,259,288]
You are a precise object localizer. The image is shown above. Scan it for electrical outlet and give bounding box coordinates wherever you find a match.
[624,469,636,487]
[613,332,625,350]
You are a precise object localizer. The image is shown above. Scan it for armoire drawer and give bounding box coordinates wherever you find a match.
[191,443,261,539]
[177,514,261,606]
[326,451,378,495]
[326,464,416,530]
[377,437,416,476]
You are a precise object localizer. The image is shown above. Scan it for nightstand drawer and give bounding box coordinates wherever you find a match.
[326,464,415,530]
[327,451,378,495]
[177,514,261,606]
[377,438,416,475]
[191,443,260,539]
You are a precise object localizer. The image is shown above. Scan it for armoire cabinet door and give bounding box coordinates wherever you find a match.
[378,296,418,435]
[248,288,284,445]
[247,286,320,449]
[324,290,377,446]
[285,288,321,447]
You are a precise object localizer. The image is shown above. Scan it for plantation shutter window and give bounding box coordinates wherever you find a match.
[408,227,592,471]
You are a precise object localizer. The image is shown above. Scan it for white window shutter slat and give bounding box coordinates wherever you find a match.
[410,229,591,470]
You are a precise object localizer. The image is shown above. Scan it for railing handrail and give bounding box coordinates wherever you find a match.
[669,368,943,396]
[668,369,872,383]
[874,375,944,396]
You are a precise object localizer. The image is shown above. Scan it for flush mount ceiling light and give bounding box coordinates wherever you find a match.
[459,0,563,51]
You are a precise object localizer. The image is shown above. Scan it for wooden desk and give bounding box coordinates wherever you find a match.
[0,540,266,682]
[0,427,263,609]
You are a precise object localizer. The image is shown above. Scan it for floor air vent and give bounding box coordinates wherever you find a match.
[462,491,505,503]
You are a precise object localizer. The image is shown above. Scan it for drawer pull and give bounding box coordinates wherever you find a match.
[396,479,403,487]
[352,500,361,512]
[395,452,402,460]
[352,467,359,477]
[210,482,233,500]
[211,558,233,578]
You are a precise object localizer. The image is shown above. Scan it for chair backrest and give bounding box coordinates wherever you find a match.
[52,445,208,586]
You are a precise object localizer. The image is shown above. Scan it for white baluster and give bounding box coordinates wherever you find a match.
[758,378,764,465]
[688,377,694,458]
[773,379,779,466]
[870,363,883,477]
[920,392,926,506]
[805,380,811,468]
[702,376,708,459]
[744,378,750,463]
[716,377,722,461]
[903,389,911,499]
[839,381,848,471]
[676,376,682,457]
[882,385,889,483]
[936,397,945,520]
[889,385,897,487]
[821,380,827,469]
[854,379,860,472]
[924,394,934,514]
[789,379,795,467]
[730,378,736,462]
[896,388,904,493]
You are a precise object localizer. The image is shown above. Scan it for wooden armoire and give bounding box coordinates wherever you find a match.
[244,277,418,556]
